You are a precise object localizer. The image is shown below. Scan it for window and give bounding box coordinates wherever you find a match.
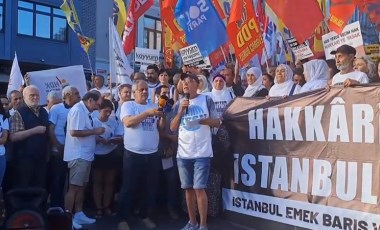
[143,17,162,51]
[0,0,4,32]
[17,0,67,41]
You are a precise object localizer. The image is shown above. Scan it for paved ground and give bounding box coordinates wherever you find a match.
[83,209,249,230]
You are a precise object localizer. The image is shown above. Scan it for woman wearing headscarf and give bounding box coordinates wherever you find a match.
[197,74,210,94]
[299,59,329,93]
[206,74,234,118]
[268,64,300,97]
[242,67,268,97]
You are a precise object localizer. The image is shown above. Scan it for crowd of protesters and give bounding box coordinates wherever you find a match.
[0,44,379,230]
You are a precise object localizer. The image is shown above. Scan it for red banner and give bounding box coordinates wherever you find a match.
[227,0,263,66]
[122,0,154,54]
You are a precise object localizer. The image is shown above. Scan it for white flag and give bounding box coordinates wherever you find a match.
[109,17,133,85]
[7,53,25,97]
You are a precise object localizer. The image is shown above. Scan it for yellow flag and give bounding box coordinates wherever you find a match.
[113,0,127,37]
[77,34,95,54]
[61,0,95,53]
[60,0,81,33]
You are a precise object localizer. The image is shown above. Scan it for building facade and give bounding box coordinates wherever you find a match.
[0,0,86,92]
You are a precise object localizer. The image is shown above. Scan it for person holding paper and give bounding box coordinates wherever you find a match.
[92,99,123,218]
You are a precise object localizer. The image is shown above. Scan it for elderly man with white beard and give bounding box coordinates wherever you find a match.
[9,85,49,189]
[330,44,369,87]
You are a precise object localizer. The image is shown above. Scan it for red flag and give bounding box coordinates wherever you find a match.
[355,0,380,27]
[329,0,355,34]
[209,43,230,67]
[266,0,324,43]
[162,0,177,9]
[227,0,263,66]
[212,0,226,20]
[122,0,154,54]
[160,1,186,47]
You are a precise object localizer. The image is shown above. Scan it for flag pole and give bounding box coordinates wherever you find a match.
[220,46,228,63]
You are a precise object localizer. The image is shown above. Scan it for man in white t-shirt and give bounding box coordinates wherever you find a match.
[146,65,160,103]
[91,74,108,95]
[330,44,369,86]
[48,86,80,209]
[170,74,221,230]
[118,80,166,230]
[64,91,105,229]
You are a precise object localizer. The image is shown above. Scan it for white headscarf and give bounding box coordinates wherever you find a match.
[197,75,210,94]
[269,64,299,97]
[299,60,329,93]
[207,75,234,118]
[243,67,264,97]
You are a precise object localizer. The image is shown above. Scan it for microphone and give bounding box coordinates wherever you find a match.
[157,95,169,112]
[184,93,190,114]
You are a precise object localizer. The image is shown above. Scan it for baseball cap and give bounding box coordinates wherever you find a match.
[180,73,200,84]
[330,44,356,56]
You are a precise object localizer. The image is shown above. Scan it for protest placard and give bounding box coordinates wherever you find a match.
[28,65,87,105]
[287,37,314,60]
[134,47,160,65]
[179,44,204,66]
[322,21,365,60]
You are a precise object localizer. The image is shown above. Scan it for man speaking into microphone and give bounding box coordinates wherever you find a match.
[170,73,221,230]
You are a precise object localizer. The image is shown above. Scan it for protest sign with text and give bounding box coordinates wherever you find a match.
[28,65,87,105]
[180,44,204,66]
[322,21,365,60]
[287,37,314,60]
[134,47,160,66]
[221,86,380,229]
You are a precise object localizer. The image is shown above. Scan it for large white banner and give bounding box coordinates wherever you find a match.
[28,65,87,105]
[322,21,365,60]
[109,18,133,85]
[134,47,160,66]
[223,189,380,230]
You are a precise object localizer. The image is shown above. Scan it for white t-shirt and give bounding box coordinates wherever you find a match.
[173,94,217,159]
[120,101,159,154]
[9,108,15,117]
[49,103,70,148]
[332,71,369,86]
[148,82,160,103]
[93,117,123,155]
[64,101,96,162]
[0,115,9,156]
[91,86,108,95]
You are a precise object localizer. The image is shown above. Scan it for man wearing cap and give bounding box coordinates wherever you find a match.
[170,73,221,230]
[330,44,369,87]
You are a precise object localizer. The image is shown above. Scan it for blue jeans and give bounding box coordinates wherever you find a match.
[0,155,5,187]
[118,149,161,221]
[177,158,210,189]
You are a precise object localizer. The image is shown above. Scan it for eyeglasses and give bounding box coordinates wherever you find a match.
[137,88,148,92]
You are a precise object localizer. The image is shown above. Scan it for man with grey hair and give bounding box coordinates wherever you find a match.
[48,86,80,208]
[44,90,62,113]
[9,85,49,189]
